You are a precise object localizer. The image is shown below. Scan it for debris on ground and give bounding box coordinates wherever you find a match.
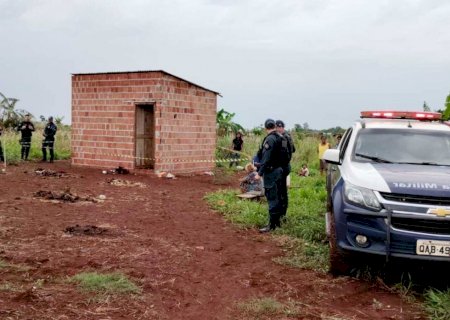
[156,172,176,179]
[13,288,38,302]
[33,189,98,203]
[115,166,129,174]
[102,166,130,175]
[203,171,214,176]
[156,171,166,178]
[34,168,68,178]
[64,225,108,236]
[107,178,146,188]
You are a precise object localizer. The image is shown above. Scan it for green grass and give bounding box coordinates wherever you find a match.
[0,258,31,272]
[0,259,9,269]
[0,281,22,292]
[424,289,450,320]
[69,272,141,295]
[272,237,329,272]
[237,297,299,319]
[0,126,71,163]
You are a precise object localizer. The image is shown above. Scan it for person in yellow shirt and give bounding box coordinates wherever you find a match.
[318,135,330,175]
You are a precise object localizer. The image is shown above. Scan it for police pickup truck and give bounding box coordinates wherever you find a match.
[323,111,450,275]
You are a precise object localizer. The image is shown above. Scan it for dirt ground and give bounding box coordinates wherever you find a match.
[0,161,424,319]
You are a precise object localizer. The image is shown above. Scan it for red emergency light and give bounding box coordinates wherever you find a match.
[361,111,442,121]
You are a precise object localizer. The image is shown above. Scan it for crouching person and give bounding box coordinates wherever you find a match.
[240,163,263,194]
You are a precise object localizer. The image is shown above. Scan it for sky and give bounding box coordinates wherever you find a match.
[1,0,450,129]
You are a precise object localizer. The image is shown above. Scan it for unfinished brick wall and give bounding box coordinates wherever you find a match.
[71,71,218,173]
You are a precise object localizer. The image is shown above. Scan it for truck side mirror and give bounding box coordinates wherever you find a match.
[323,149,341,165]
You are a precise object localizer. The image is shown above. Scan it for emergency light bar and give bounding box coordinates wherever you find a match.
[361,111,442,120]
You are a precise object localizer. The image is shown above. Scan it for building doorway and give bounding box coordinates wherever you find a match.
[135,104,155,169]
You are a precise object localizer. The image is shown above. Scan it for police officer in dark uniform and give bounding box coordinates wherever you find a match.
[276,120,296,221]
[16,114,35,160]
[255,119,284,233]
[42,116,57,162]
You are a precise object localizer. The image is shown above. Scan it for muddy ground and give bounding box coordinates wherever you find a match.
[0,161,424,319]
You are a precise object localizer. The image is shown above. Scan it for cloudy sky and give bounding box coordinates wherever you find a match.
[1,0,449,129]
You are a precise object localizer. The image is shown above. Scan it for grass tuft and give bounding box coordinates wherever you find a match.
[273,237,329,272]
[0,259,31,272]
[424,289,450,320]
[237,297,299,318]
[70,272,141,295]
[0,281,22,292]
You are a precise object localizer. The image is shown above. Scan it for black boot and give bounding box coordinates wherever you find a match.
[259,225,271,233]
[25,147,30,160]
[42,148,47,162]
[259,219,278,233]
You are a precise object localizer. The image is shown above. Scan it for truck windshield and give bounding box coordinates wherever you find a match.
[353,129,450,166]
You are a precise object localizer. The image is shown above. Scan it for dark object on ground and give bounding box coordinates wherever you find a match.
[64,225,108,236]
[114,166,129,174]
[34,168,68,178]
[34,189,97,203]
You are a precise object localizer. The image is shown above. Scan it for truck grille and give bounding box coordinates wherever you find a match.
[391,217,450,235]
[380,193,450,206]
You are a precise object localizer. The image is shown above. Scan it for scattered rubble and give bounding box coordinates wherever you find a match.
[102,166,130,175]
[34,168,68,178]
[156,172,176,179]
[33,189,99,203]
[107,178,146,188]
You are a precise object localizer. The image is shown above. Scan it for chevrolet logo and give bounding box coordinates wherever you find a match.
[427,208,450,217]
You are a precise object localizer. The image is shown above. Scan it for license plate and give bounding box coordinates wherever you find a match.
[416,240,450,257]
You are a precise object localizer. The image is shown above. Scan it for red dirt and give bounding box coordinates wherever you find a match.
[0,161,424,319]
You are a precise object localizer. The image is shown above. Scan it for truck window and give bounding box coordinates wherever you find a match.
[339,128,353,161]
[353,129,450,166]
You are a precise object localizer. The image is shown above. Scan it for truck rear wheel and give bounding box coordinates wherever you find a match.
[329,213,352,276]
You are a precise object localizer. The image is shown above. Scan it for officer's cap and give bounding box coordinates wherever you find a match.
[264,119,276,129]
[275,120,285,128]
[49,116,54,121]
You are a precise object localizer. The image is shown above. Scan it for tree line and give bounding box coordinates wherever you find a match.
[0,91,64,128]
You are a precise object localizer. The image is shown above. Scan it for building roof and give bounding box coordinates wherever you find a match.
[71,70,221,96]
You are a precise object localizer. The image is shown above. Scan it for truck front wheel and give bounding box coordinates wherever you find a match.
[329,213,353,276]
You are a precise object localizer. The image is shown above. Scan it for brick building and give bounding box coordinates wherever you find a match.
[71,70,219,173]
